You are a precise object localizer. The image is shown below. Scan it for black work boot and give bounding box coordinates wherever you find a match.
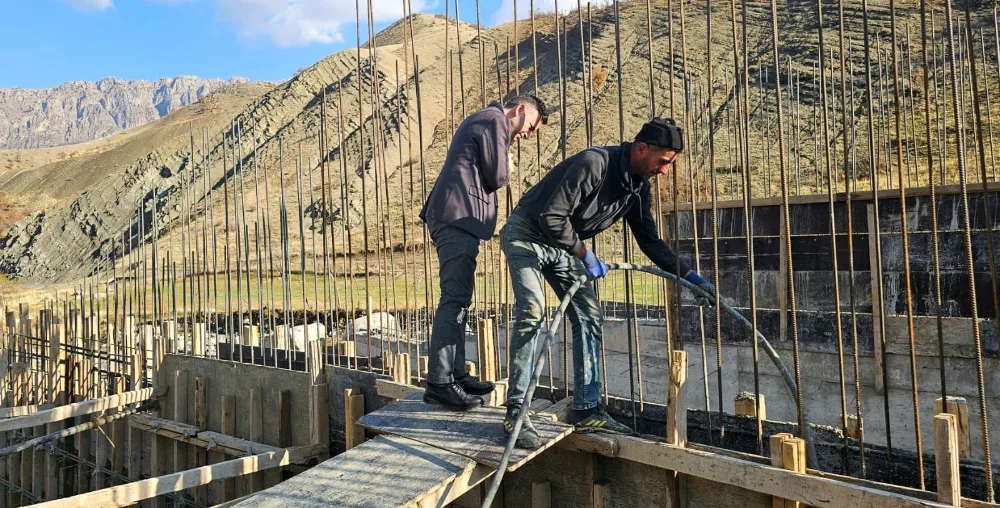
[503,404,542,449]
[456,374,495,396]
[423,382,484,411]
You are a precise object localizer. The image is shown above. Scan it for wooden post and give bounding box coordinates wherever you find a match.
[393,353,409,385]
[593,480,612,508]
[867,203,885,394]
[935,397,971,458]
[160,321,178,353]
[220,395,236,502]
[193,376,208,503]
[531,481,551,508]
[735,392,766,420]
[173,370,190,503]
[780,437,807,508]
[308,340,324,386]
[242,325,260,348]
[465,361,477,378]
[934,413,961,506]
[267,389,292,488]
[666,351,688,446]
[248,387,264,493]
[111,377,126,480]
[477,318,497,382]
[419,356,429,377]
[191,323,206,357]
[769,432,793,508]
[344,388,365,450]
[45,318,65,500]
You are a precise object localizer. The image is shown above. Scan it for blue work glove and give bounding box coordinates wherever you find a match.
[577,248,609,279]
[684,271,716,307]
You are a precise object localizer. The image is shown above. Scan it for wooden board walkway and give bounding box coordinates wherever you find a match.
[358,394,574,472]
[233,435,494,508]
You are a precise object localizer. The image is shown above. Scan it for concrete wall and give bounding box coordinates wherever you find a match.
[158,354,315,447]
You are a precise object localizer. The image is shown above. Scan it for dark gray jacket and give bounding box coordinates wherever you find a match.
[510,142,692,276]
[420,102,511,240]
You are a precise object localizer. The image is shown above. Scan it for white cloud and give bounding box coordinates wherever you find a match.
[61,0,114,11]
[217,0,430,47]
[490,0,585,25]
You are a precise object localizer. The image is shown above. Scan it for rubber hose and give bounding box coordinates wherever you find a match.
[480,263,816,508]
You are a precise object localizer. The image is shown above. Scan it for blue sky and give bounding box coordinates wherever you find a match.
[0,0,572,89]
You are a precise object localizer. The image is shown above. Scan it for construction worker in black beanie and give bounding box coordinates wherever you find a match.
[499,118,714,448]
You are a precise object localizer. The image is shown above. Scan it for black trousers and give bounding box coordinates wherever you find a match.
[426,221,480,384]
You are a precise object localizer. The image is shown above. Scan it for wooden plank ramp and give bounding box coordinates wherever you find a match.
[358,394,574,472]
[234,435,494,508]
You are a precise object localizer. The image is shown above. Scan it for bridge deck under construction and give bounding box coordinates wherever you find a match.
[234,396,573,507]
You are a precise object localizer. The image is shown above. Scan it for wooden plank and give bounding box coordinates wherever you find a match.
[310,383,329,460]
[935,398,971,458]
[934,414,961,506]
[111,378,126,478]
[221,395,236,502]
[376,378,423,400]
[193,376,207,504]
[770,433,793,508]
[666,350,688,446]
[781,438,806,508]
[0,388,156,432]
[231,435,494,508]
[248,387,263,493]
[531,481,551,508]
[478,318,497,382]
[345,388,365,451]
[594,480,612,508]
[565,433,952,508]
[33,450,293,508]
[537,397,573,423]
[358,394,573,472]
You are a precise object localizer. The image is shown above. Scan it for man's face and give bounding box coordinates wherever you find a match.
[631,142,679,179]
[509,104,542,142]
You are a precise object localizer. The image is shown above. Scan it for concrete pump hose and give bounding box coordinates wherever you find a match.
[480,263,816,508]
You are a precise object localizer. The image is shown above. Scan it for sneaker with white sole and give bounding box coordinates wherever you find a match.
[571,406,633,434]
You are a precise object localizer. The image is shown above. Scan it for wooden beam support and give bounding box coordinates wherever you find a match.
[33,450,295,508]
[558,433,952,508]
[934,414,961,506]
[935,398,971,458]
[376,379,423,400]
[478,318,497,382]
[0,388,157,432]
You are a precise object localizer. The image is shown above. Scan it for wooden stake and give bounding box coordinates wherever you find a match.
[220,395,236,502]
[344,388,365,450]
[780,437,807,508]
[735,393,766,419]
[769,432,794,508]
[934,397,971,458]
[666,350,688,446]
[173,370,190,504]
[477,318,497,382]
[248,387,263,493]
[593,479,612,508]
[934,413,961,506]
[193,376,208,503]
[531,481,551,508]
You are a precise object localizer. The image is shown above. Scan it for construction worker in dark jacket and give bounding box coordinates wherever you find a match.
[499,118,714,448]
[420,95,548,410]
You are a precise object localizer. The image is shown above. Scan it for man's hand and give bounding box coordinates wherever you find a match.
[577,248,609,279]
[683,271,715,307]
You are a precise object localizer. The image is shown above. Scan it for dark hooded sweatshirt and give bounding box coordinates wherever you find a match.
[509,142,692,276]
